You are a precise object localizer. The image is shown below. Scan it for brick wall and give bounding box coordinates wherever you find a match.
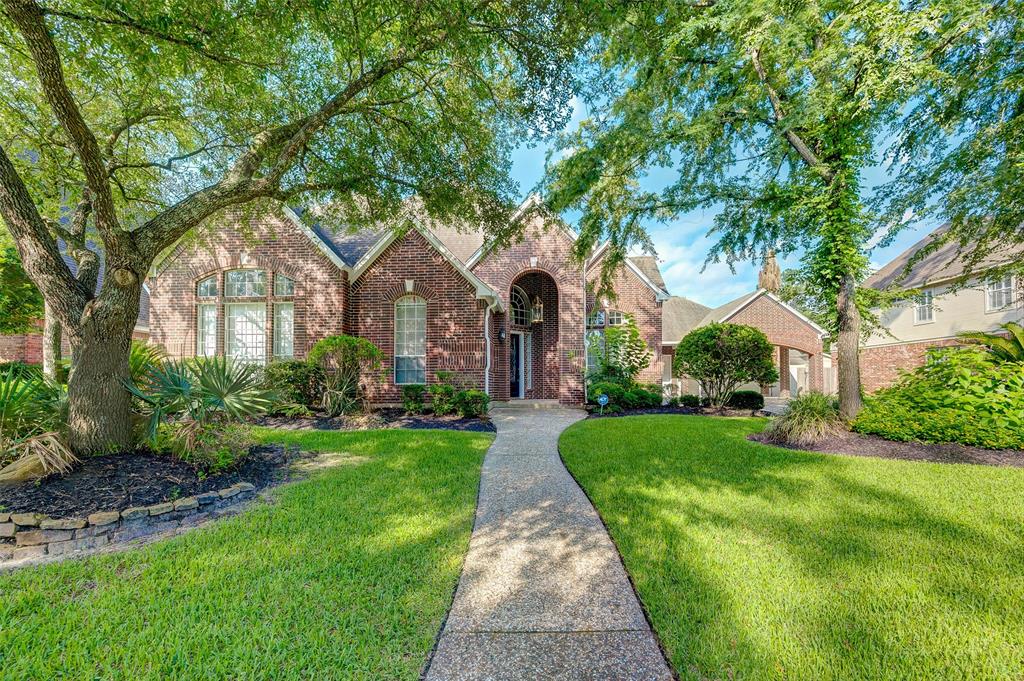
[472,215,586,405]
[585,252,663,386]
[859,337,962,393]
[349,229,488,403]
[149,209,347,361]
[726,293,825,392]
[0,333,42,364]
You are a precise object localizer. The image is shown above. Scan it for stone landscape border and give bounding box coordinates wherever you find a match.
[0,482,256,567]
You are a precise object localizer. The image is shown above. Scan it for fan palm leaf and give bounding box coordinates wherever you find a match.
[958,322,1024,362]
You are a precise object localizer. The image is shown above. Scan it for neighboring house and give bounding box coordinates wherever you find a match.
[0,248,151,365]
[861,224,1023,392]
[660,284,833,399]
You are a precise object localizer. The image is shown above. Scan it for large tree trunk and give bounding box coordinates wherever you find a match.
[835,272,863,421]
[42,300,62,380]
[64,287,140,454]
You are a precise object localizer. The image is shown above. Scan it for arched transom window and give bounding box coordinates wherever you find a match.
[394,295,426,385]
[510,286,530,327]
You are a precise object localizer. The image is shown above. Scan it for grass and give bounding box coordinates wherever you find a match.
[559,415,1024,680]
[0,428,492,680]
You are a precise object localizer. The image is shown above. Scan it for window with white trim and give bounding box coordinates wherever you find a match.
[587,310,605,328]
[225,269,266,297]
[226,303,267,363]
[274,302,294,359]
[511,286,530,327]
[607,310,625,326]
[197,275,218,298]
[197,303,217,356]
[394,295,426,384]
[274,274,295,297]
[914,289,934,324]
[986,275,1015,312]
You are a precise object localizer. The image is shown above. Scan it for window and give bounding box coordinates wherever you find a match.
[197,276,218,298]
[226,303,266,363]
[197,304,217,356]
[395,295,426,384]
[987,275,1015,312]
[511,286,530,327]
[587,309,605,328]
[586,329,605,372]
[274,303,294,359]
[225,269,266,297]
[914,289,934,324]
[275,274,295,297]
[607,310,625,326]
[525,332,533,390]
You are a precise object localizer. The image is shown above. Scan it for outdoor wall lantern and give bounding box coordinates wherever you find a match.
[498,328,507,342]
[531,295,544,324]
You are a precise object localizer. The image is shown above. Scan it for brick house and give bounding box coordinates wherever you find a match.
[860,224,1022,392]
[148,195,830,405]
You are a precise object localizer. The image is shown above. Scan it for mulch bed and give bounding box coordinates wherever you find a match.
[749,431,1024,468]
[0,444,299,518]
[254,408,496,433]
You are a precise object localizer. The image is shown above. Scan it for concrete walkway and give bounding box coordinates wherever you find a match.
[425,404,673,680]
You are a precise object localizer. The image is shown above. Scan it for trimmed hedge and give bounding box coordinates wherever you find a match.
[728,390,765,410]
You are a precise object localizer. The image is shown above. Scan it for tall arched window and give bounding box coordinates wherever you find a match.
[395,295,426,384]
[511,286,530,327]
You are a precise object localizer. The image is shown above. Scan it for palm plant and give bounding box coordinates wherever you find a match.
[128,340,167,384]
[958,322,1024,362]
[0,366,76,482]
[127,356,276,442]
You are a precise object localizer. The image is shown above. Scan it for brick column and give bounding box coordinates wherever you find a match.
[778,346,791,398]
[809,352,824,393]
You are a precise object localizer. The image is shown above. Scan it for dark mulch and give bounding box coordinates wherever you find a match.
[0,445,299,518]
[254,408,496,433]
[749,431,1024,468]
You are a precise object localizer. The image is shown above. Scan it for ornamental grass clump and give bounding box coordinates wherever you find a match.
[763,392,844,446]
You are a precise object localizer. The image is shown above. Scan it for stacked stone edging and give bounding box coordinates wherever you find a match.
[0,482,256,565]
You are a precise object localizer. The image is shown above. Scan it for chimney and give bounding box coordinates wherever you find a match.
[758,250,781,293]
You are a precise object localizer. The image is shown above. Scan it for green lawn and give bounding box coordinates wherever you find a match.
[0,428,491,680]
[560,415,1024,681]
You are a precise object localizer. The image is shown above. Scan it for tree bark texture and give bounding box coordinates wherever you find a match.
[836,272,864,421]
[42,300,62,379]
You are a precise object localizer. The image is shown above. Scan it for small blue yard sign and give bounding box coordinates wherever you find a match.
[597,393,609,414]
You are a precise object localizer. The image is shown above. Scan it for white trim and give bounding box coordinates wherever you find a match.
[484,306,492,397]
[465,194,579,269]
[985,274,1016,313]
[718,289,828,338]
[352,221,505,312]
[281,206,349,271]
[510,330,527,398]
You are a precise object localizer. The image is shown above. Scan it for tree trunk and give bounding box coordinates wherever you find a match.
[64,290,140,455]
[835,272,863,421]
[42,300,62,380]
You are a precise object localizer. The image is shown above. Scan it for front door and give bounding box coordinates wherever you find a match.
[509,332,521,398]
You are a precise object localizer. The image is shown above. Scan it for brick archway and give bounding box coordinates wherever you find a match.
[507,270,560,400]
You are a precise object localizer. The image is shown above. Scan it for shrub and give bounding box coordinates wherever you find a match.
[673,323,778,409]
[263,360,326,410]
[455,389,490,418]
[156,421,251,474]
[622,388,661,409]
[429,383,457,416]
[0,361,42,380]
[129,341,167,385]
[0,366,71,478]
[401,384,426,414]
[128,356,275,447]
[308,335,384,416]
[598,316,652,383]
[588,381,626,406]
[677,393,701,408]
[728,390,765,410]
[763,392,843,446]
[958,321,1024,362]
[853,347,1024,449]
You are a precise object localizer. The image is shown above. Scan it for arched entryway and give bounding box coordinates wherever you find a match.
[507,271,559,399]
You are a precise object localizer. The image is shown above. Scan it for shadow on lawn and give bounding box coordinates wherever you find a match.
[0,430,490,680]
[566,416,1024,680]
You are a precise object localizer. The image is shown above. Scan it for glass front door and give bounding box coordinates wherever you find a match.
[509,333,521,398]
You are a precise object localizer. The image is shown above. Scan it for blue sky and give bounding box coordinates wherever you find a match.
[508,101,931,308]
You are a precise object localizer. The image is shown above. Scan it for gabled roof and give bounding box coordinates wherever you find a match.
[628,256,668,293]
[585,241,672,301]
[464,194,580,269]
[865,223,1024,290]
[663,288,825,344]
[661,295,711,345]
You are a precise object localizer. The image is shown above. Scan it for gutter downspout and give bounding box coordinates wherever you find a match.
[484,304,493,397]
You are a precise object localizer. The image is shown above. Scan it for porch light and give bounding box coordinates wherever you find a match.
[531,295,544,323]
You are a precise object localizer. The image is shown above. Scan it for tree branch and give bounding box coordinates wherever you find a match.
[750,46,835,184]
